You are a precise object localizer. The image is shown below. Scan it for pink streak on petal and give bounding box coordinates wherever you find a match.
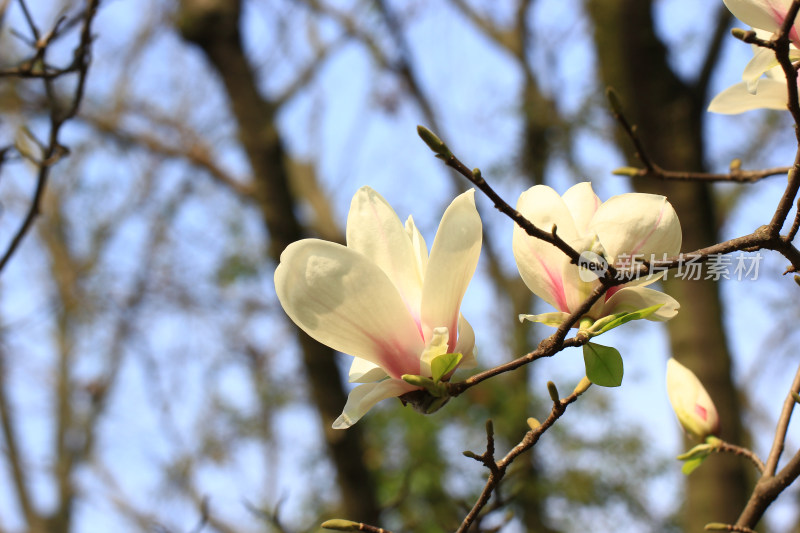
[605,285,622,301]
[769,2,800,46]
[374,340,421,378]
[303,289,423,378]
[535,251,569,312]
[694,403,708,421]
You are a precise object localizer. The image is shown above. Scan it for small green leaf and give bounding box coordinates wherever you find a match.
[402,374,435,391]
[583,343,623,387]
[681,456,706,475]
[402,374,447,397]
[588,304,664,336]
[431,352,462,383]
[676,443,714,461]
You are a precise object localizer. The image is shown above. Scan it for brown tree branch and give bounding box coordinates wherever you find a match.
[176,0,380,521]
[608,88,790,183]
[0,0,99,274]
[714,441,766,474]
[0,346,40,530]
[735,365,800,528]
[456,382,589,533]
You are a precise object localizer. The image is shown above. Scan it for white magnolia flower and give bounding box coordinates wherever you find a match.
[512,182,681,327]
[709,1,800,113]
[666,358,720,440]
[275,186,481,428]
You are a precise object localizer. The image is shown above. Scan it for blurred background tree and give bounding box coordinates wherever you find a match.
[0,0,795,532]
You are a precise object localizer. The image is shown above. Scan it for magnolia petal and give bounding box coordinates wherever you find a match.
[723,0,790,33]
[349,357,388,383]
[592,193,682,264]
[519,311,572,327]
[512,186,577,312]
[516,185,580,242]
[454,314,477,369]
[743,47,779,91]
[602,285,679,321]
[346,186,423,318]
[332,379,415,429]
[562,182,601,236]
[561,257,603,317]
[275,239,424,378]
[708,79,788,113]
[421,190,482,350]
[405,215,429,281]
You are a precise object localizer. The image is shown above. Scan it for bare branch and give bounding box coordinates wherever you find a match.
[0,347,40,529]
[0,0,100,273]
[456,382,589,533]
[714,441,766,474]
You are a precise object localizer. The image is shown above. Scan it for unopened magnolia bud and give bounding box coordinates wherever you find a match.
[666,359,720,440]
[416,125,452,158]
[729,158,741,171]
[547,381,560,403]
[573,376,592,396]
[730,28,752,41]
[526,417,541,431]
[612,166,640,177]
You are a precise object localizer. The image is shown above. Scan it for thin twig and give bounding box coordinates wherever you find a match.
[455,384,588,533]
[447,287,600,395]
[608,87,789,183]
[735,362,800,528]
[788,194,800,242]
[766,364,800,476]
[0,0,99,273]
[705,524,756,533]
[0,347,38,528]
[714,441,766,473]
[615,165,790,183]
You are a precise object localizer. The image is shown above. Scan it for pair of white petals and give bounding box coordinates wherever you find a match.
[275,187,481,428]
[512,183,682,325]
[710,0,800,114]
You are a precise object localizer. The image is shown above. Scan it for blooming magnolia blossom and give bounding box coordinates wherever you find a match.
[709,0,800,113]
[274,187,481,429]
[512,182,681,327]
[666,358,720,440]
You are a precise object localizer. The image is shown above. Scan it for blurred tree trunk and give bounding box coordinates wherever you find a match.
[587,0,750,529]
[175,0,380,523]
